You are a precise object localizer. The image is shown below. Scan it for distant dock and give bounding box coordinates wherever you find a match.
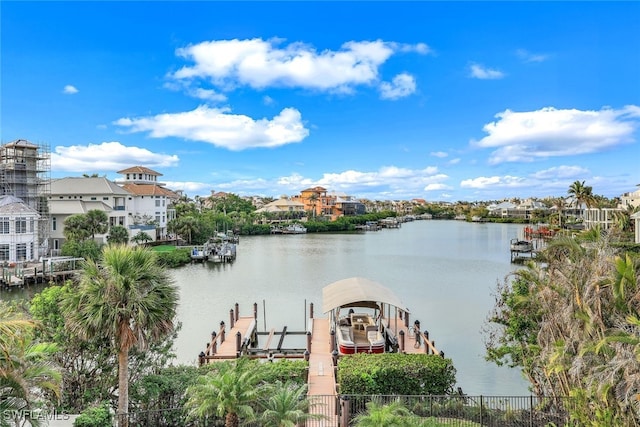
[1,257,84,290]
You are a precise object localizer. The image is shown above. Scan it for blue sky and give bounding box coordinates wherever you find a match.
[2,1,639,202]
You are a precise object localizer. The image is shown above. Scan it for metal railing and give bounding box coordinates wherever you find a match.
[126,394,576,426]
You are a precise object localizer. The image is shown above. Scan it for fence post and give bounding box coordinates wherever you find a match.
[399,330,405,352]
[340,396,350,427]
[236,331,241,355]
[253,302,258,320]
[480,395,484,426]
[330,329,336,352]
[220,321,226,343]
[229,309,234,329]
[234,302,239,321]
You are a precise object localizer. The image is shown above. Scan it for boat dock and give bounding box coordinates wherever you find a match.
[198,301,444,426]
[0,257,84,290]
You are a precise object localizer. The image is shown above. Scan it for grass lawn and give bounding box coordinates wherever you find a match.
[151,245,177,252]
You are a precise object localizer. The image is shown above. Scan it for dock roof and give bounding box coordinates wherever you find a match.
[322,277,408,314]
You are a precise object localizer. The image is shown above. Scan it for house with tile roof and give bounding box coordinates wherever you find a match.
[255,198,305,215]
[116,166,180,240]
[48,176,132,252]
[0,195,40,263]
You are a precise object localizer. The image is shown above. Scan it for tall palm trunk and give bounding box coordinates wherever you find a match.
[118,348,129,427]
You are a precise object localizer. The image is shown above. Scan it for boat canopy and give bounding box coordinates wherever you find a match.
[322,277,409,314]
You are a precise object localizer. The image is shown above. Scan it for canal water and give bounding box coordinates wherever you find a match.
[172,219,531,396]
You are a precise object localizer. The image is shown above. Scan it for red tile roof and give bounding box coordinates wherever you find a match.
[116,166,163,176]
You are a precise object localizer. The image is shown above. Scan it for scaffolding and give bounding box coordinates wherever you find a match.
[0,139,51,259]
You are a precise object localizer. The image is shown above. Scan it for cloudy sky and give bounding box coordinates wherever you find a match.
[2,1,639,201]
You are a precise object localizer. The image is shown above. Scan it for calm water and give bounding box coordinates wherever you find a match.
[172,220,531,396]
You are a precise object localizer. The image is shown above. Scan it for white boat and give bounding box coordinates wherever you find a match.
[282,224,307,234]
[322,277,407,355]
[510,238,533,252]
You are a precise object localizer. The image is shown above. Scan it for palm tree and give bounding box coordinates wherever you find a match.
[568,180,596,214]
[185,359,260,427]
[62,245,179,427]
[353,399,417,427]
[307,193,319,219]
[107,225,130,244]
[130,231,153,245]
[85,209,109,239]
[259,382,325,427]
[0,303,61,427]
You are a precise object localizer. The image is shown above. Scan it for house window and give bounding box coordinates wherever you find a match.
[155,216,160,223]
[52,217,57,231]
[138,174,142,179]
[0,244,8,261]
[103,197,109,201]
[0,217,9,234]
[30,218,34,232]
[126,174,130,180]
[15,217,27,234]
[155,200,161,207]
[91,197,97,201]
[53,239,59,250]
[16,243,27,261]
[162,199,165,207]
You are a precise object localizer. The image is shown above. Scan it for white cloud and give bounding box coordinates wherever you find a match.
[114,105,310,150]
[164,181,211,194]
[379,73,416,100]
[474,105,640,164]
[460,175,528,189]
[430,151,448,158]
[531,165,589,180]
[171,38,428,94]
[51,141,179,172]
[189,88,227,102]
[424,183,452,191]
[447,158,461,165]
[263,95,275,106]
[469,63,505,80]
[63,85,78,94]
[516,49,549,63]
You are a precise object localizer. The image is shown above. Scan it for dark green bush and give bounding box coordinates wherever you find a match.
[338,353,456,395]
[156,247,191,267]
[73,404,112,427]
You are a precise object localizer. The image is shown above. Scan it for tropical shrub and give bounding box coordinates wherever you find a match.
[337,353,456,395]
[73,404,112,427]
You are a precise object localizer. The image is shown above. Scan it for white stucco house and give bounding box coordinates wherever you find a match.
[48,177,132,252]
[0,195,40,263]
[115,166,180,240]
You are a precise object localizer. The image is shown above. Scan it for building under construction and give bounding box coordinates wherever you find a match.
[0,139,51,260]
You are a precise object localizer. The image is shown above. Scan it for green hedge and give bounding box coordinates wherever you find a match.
[338,353,456,395]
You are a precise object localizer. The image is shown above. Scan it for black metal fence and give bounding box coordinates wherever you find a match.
[126,394,576,426]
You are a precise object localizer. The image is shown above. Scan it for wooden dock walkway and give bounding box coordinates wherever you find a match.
[197,303,444,427]
[307,317,338,426]
[384,315,443,356]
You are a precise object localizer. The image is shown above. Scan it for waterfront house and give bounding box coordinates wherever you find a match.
[48,177,132,253]
[0,195,40,263]
[620,186,640,209]
[254,198,305,218]
[327,191,366,218]
[116,166,180,241]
